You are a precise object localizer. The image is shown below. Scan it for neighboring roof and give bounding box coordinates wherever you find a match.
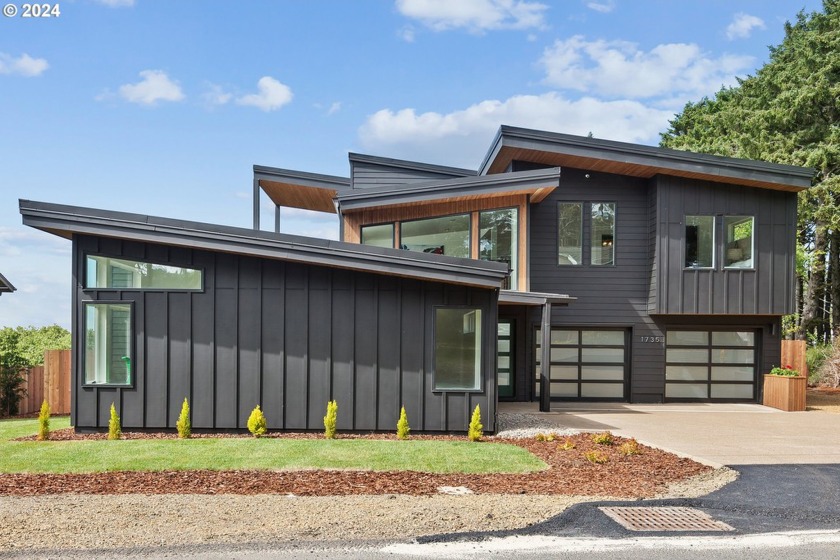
[253,165,351,214]
[0,272,15,295]
[336,167,561,213]
[499,290,574,306]
[479,125,814,192]
[19,200,510,289]
[349,152,476,179]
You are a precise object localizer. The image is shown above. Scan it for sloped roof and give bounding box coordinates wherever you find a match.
[0,273,14,295]
[254,165,351,214]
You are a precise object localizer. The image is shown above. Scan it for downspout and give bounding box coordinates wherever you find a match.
[540,300,552,412]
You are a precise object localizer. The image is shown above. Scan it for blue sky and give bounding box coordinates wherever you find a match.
[0,0,824,328]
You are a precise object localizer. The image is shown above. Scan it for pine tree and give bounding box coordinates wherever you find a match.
[396,406,410,440]
[176,397,191,439]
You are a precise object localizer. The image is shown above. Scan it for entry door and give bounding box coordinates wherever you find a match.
[498,320,515,398]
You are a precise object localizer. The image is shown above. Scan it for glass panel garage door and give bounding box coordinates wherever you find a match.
[665,330,756,401]
[535,328,627,400]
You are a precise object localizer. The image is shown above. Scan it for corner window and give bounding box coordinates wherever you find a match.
[401,214,470,258]
[84,302,132,386]
[724,216,754,268]
[86,256,202,290]
[479,208,518,290]
[685,216,715,268]
[558,203,582,265]
[434,308,482,391]
[361,223,394,248]
[591,203,615,266]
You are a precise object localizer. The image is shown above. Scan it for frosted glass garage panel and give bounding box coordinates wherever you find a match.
[551,330,578,345]
[498,340,510,353]
[581,366,624,380]
[712,349,754,364]
[667,331,708,346]
[581,383,624,398]
[666,383,708,398]
[711,366,754,382]
[581,348,624,363]
[551,383,578,397]
[498,356,510,370]
[551,347,579,362]
[666,366,708,381]
[550,366,578,380]
[666,348,708,363]
[710,384,754,399]
[581,331,624,345]
[712,332,755,347]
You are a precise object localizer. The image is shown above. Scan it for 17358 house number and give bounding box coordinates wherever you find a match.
[640,336,664,343]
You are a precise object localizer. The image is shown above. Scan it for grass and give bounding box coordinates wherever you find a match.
[0,418,546,475]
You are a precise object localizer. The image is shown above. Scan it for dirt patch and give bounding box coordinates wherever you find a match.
[808,387,840,413]
[1,432,709,498]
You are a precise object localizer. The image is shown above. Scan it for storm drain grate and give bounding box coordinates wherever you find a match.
[599,507,735,532]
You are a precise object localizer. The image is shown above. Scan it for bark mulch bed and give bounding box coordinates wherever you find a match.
[2,430,710,498]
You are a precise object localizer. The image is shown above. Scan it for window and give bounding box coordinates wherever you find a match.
[361,223,394,248]
[685,216,715,268]
[591,203,615,266]
[479,208,518,289]
[558,203,582,265]
[400,214,470,258]
[434,308,482,391]
[86,256,202,290]
[84,302,132,385]
[724,216,754,268]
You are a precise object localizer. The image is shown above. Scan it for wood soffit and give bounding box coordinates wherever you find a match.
[259,180,338,213]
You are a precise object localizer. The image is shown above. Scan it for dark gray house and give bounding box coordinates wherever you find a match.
[20,126,812,432]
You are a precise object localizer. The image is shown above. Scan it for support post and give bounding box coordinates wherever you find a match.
[252,178,261,230]
[540,301,552,412]
[274,205,281,233]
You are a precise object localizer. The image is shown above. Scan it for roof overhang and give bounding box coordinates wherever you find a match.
[0,272,15,295]
[254,165,351,214]
[336,167,560,213]
[20,200,511,290]
[499,290,574,306]
[479,126,814,192]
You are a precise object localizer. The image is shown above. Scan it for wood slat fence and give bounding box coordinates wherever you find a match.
[780,339,808,377]
[18,349,71,415]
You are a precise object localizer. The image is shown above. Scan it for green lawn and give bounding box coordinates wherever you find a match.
[0,418,546,475]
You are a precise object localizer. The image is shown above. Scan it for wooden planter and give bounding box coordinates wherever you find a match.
[762,375,807,412]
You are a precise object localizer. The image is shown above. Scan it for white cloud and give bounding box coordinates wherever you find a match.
[94,0,134,6]
[359,93,671,167]
[201,83,233,107]
[326,102,342,116]
[236,77,293,112]
[586,1,615,14]
[540,36,753,99]
[726,13,766,40]
[0,53,49,77]
[398,25,416,42]
[117,70,185,105]
[395,0,548,32]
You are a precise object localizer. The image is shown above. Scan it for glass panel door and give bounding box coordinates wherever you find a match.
[498,319,515,398]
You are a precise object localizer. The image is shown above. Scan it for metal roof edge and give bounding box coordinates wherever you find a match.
[253,165,351,189]
[348,152,477,177]
[0,272,15,294]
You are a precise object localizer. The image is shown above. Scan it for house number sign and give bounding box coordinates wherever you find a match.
[639,336,664,343]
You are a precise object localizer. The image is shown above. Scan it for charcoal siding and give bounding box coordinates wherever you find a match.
[72,235,497,433]
[351,161,468,188]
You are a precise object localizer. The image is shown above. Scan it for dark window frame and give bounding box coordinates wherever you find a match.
[683,215,716,270]
[83,252,205,293]
[81,300,136,388]
[360,222,396,248]
[399,212,473,258]
[478,206,519,290]
[556,202,617,267]
[432,305,485,393]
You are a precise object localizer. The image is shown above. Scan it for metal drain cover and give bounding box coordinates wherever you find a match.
[599,507,735,532]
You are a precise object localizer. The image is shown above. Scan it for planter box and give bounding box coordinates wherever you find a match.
[762,375,807,412]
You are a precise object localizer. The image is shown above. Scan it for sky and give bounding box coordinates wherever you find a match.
[0,0,825,329]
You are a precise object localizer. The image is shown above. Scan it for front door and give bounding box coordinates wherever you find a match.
[498,319,515,398]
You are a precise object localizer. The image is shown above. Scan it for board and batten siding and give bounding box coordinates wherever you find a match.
[71,235,497,433]
[652,175,797,315]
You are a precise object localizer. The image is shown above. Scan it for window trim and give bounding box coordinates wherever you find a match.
[478,206,519,290]
[399,212,472,258]
[557,202,583,266]
[81,300,135,388]
[683,215,716,270]
[590,202,616,267]
[360,222,396,249]
[432,305,485,393]
[723,215,755,270]
[84,253,205,292]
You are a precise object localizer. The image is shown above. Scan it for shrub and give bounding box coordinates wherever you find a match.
[558,438,576,451]
[176,398,191,439]
[324,400,338,439]
[769,364,799,377]
[584,450,608,464]
[807,343,832,382]
[37,399,50,441]
[247,405,267,438]
[535,432,556,442]
[591,431,614,445]
[619,438,641,456]
[815,339,840,388]
[108,403,121,440]
[396,405,410,440]
[468,404,483,442]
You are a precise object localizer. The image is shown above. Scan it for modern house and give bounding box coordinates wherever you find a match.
[20,126,813,433]
[0,273,15,296]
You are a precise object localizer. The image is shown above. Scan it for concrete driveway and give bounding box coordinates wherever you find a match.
[499,402,840,466]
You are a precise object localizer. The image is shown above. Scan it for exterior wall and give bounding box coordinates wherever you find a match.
[351,161,469,189]
[652,175,797,315]
[72,235,498,433]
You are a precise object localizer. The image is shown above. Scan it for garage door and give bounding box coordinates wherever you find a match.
[535,328,628,400]
[665,330,756,401]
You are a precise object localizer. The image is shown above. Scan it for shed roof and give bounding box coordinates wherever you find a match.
[253,165,351,214]
[0,272,15,295]
[349,152,476,179]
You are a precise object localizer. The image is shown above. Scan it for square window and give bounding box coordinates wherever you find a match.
[361,223,394,248]
[84,302,132,386]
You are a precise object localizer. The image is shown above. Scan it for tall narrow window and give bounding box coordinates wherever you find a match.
[479,208,518,289]
[724,216,754,268]
[400,214,470,258]
[591,203,615,266]
[84,302,132,385]
[434,308,482,391]
[361,223,394,248]
[558,203,582,265]
[685,216,715,268]
[86,256,202,290]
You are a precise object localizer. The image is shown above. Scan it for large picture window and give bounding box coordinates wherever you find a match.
[558,203,582,265]
[434,308,482,391]
[84,302,132,386]
[479,208,518,289]
[86,256,202,290]
[724,216,754,268]
[591,203,615,266]
[685,216,715,268]
[401,214,470,258]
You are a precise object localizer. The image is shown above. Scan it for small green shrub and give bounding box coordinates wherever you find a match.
[808,343,832,380]
[36,399,50,441]
[584,450,608,464]
[176,398,191,439]
[108,403,121,440]
[324,400,338,439]
[619,438,641,456]
[591,431,614,445]
[769,364,799,377]
[247,405,267,438]
[468,404,483,442]
[396,405,410,440]
[558,438,576,451]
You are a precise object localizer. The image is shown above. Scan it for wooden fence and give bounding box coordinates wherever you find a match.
[781,339,808,378]
[18,349,71,415]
